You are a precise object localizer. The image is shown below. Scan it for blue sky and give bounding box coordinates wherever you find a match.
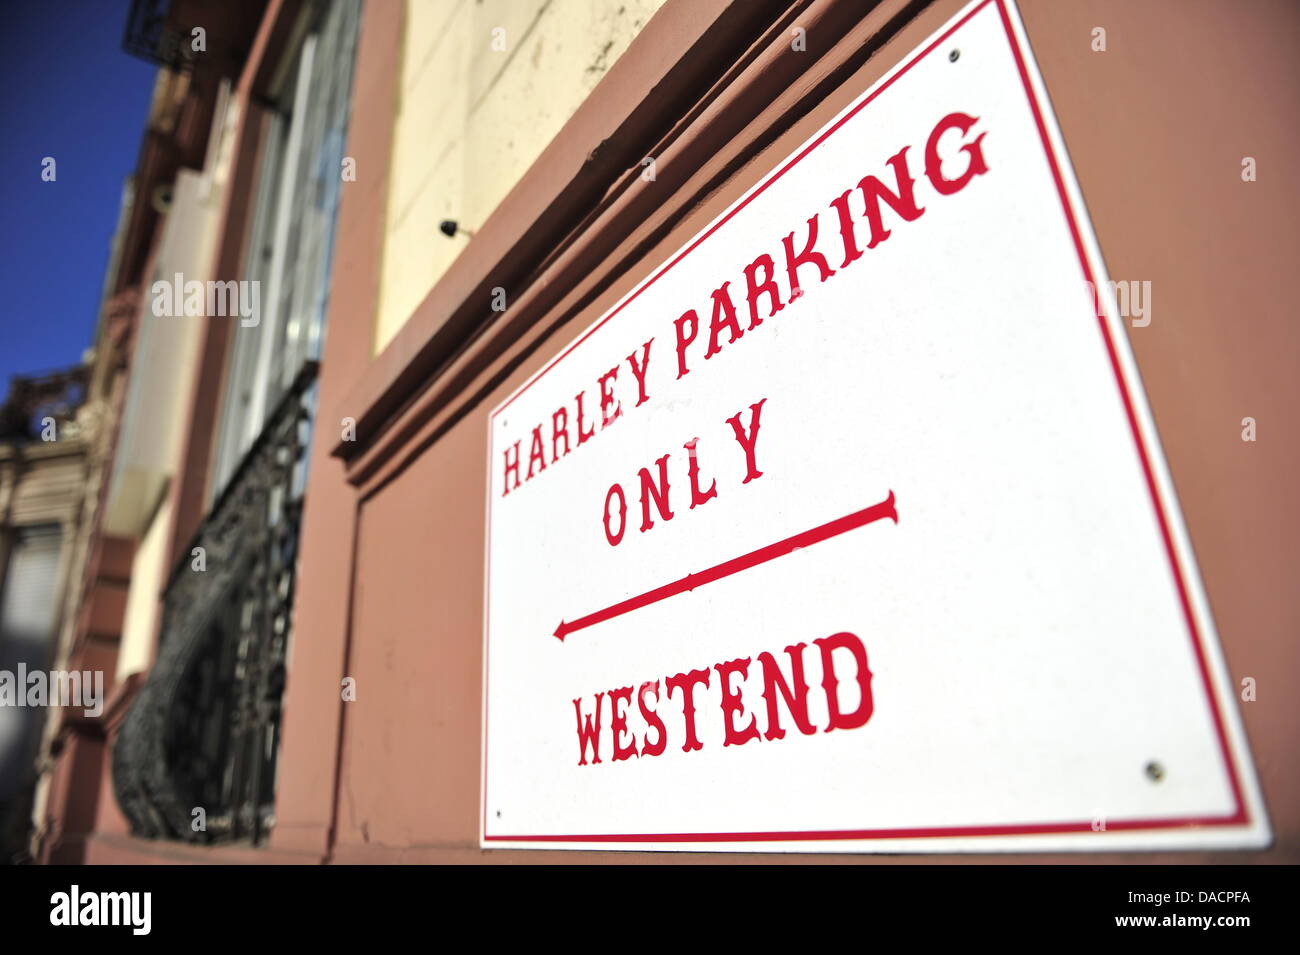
[0,0,157,394]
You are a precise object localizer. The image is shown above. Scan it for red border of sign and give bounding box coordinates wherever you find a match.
[481,0,1251,845]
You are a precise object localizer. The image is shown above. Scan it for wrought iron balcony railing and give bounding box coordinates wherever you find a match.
[111,363,317,845]
[0,365,89,442]
[123,0,189,71]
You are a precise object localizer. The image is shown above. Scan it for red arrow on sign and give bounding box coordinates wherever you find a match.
[553,490,898,641]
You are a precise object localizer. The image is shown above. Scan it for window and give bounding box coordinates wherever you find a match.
[0,525,63,845]
[210,0,360,501]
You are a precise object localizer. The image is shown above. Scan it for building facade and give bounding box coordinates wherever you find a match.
[31,0,1300,863]
[0,367,92,863]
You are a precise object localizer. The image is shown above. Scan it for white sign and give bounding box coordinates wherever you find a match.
[481,0,1268,852]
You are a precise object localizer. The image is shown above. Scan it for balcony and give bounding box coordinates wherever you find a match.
[110,364,316,845]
